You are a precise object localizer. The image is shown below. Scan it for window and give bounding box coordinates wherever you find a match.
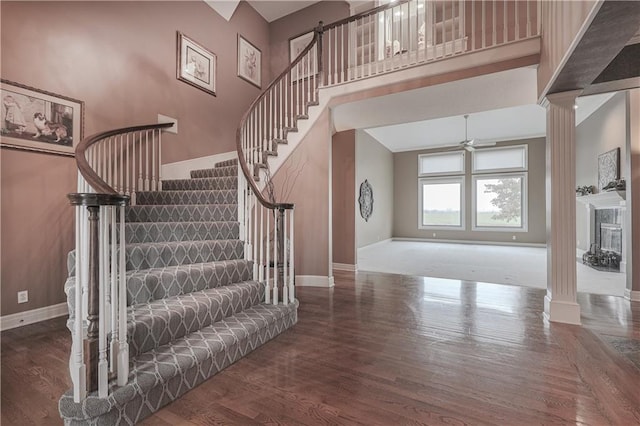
[419,151,465,176]
[418,152,465,229]
[419,177,465,229]
[472,145,528,231]
[473,174,527,230]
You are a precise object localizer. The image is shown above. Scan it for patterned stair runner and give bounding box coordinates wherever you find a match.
[59,159,298,425]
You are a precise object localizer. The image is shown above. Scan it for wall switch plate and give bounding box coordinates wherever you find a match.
[18,290,28,304]
[158,114,178,134]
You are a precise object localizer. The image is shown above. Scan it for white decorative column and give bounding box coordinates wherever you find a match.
[543,90,582,325]
[625,88,640,301]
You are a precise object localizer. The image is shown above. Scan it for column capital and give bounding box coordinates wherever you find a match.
[541,89,584,108]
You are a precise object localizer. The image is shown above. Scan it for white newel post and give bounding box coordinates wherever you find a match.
[626,88,640,301]
[543,90,582,325]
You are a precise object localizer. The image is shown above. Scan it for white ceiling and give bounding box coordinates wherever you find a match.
[247,0,321,22]
[362,93,614,152]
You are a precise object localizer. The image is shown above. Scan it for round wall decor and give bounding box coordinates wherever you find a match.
[358,179,374,222]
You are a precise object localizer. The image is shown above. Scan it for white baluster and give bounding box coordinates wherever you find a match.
[109,206,118,374]
[259,205,264,282]
[265,207,271,304]
[145,131,150,191]
[151,130,157,191]
[273,210,278,305]
[72,204,86,402]
[98,207,108,398]
[253,199,258,280]
[158,130,163,191]
[138,131,143,191]
[482,0,486,49]
[283,210,288,305]
[515,0,520,41]
[341,24,346,83]
[504,0,508,43]
[117,205,129,386]
[289,208,295,301]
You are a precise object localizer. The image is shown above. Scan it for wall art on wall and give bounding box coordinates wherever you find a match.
[359,179,374,222]
[237,35,261,89]
[598,147,620,191]
[177,31,217,96]
[0,79,84,156]
[289,30,317,81]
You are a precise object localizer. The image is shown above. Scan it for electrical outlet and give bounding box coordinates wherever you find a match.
[512,235,517,241]
[432,233,437,237]
[17,290,28,304]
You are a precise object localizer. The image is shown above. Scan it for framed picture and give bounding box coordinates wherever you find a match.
[598,147,620,191]
[289,31,317,81]
[237,35,261,89]
[176,31,217,96]
[1,79,84,156]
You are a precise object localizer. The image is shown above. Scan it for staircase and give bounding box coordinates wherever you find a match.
[59,159,298,424]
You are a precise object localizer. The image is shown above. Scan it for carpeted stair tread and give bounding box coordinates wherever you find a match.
[214,159,238,168]
[128,280,265,357]
[126,204,237,223]
[190,165,238,179]
[59,301,298,424]
[136,190,237,206]
[125,239,244,271]
[125,221,240,244]
[161,176,237,191]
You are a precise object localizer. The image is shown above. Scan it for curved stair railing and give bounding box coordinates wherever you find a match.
[67,122,172,402]
[236,23,324,306]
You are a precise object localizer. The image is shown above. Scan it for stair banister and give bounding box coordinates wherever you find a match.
[68,122,172,402]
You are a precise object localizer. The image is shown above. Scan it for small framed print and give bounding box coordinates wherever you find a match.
[237,35,261,89]
[1,79,84,156]
[176,31,217,96]
[289,30,317,81]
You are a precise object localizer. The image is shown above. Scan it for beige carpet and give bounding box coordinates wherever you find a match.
[357,240,626,296]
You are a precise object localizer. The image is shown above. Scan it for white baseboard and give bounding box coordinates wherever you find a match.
[1,302,68,331]
[392,237,546,248]
[358,238,392,250]
[543,295,581,325]
[625,289,640,302]
[161,151,237,180]
[333,263,357,272]
[296,275,335,287]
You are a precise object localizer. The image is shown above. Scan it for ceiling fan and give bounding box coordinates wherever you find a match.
[449,114,495,152]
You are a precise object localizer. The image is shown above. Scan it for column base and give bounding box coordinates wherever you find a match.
[624,289,640,302]
[544,294,581,325]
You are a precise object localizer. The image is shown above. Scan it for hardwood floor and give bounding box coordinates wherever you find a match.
[3,270,640,425]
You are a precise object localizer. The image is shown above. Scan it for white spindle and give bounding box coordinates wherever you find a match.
[492,0,497,46]
[117,205,129,386]
[527,0,531,37]
[471,0,476,51]
[273,210,278,305]
[158,130,163,191]
[341,24,346,83]
[482,0,486,48]
[253,200,258,280]
[265,207,270,304]
[138,131,143,191]
[73,204,86,402]
[145,131,150,191]
[259,205,264,282]
[151,130,157,191]
[515,0,520,40]
[283,211,288,305]
[109,206,118,374]
[504,0,508,43]
[98,207,108,398]
[289,208,295,302]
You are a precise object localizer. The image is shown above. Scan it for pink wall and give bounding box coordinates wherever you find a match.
[271,110,332,277]
[332,130,356,265]
[269,1,350,79]
[0,1,269,315]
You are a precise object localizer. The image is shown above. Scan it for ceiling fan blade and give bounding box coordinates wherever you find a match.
[474,141,496,147]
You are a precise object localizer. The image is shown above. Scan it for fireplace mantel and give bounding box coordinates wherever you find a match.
[576,190,626,209]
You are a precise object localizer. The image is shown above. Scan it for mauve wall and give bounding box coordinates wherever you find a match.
[271,110,332,277]
[269,1,350,79]
[332,130,356,265]
[0,1,269,316]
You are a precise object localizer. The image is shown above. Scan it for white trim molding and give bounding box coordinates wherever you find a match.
[543,295,581,325]
[296,275,335,288]
[392,237,546,248]
[333,263,358,272]
[161,151,237,180]
[1,302,68,331]
[625,289,640,302]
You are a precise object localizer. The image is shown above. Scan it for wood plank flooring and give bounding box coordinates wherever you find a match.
[2,270,640,425]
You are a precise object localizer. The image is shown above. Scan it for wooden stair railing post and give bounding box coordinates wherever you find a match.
[316,21,324,87]
[85,205,100,393]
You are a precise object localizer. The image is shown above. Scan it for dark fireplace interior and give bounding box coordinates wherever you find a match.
[583,208,623,272]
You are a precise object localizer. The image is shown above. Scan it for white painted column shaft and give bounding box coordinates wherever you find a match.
[544,90,582,325]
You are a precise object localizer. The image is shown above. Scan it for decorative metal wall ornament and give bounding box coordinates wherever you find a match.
[358,179,374,222]
[598,147,620,191]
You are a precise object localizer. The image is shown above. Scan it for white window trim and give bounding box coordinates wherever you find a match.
[472,144,528,174]
[418,176,466,230]
[472,172,528,232]
[418,151,465,177]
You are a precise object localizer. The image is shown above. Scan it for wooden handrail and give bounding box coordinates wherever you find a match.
[75,122,173,196]
[235,30,321,211]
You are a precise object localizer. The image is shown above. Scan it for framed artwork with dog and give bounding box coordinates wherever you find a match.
[176,32,217,96]
[237,35,261,89]
[1,79,84,156]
